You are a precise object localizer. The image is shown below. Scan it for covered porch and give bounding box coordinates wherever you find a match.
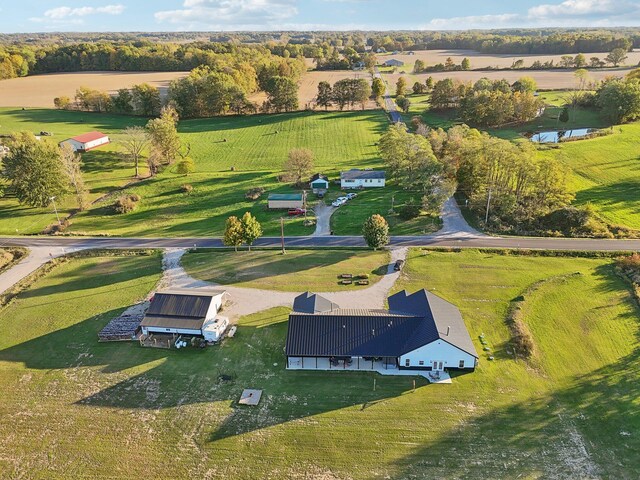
[287,356,398,372]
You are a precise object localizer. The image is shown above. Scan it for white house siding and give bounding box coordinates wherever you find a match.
[399,340,477,370]
[341,178,385,189]
[142,326,202,336]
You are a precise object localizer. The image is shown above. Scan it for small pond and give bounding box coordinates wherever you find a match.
[530,128,598,143]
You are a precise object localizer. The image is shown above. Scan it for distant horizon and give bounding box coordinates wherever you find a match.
[3,1,640,34]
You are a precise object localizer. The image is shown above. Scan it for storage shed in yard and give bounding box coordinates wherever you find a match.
[60,131,110,152]
[310,174,330,194]
[140,289,229,342]
[268,193,304,209]
[286,289,478,374]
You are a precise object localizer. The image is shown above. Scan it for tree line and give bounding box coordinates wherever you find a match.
[315,78,372,110]
[378,122,579,236]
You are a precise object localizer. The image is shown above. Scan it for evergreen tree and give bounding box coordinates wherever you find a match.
[362,214,389,250]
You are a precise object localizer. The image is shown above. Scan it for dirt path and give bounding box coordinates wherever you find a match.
[161,247,409,319]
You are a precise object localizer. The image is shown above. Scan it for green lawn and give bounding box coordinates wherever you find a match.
[0,249,638,478]
[182,248,390,291]
[0,108,148,235]
[65,110,389,237]
[328,185,442,235]
[538,122,640,229]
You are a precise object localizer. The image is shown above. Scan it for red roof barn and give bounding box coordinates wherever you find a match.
[60,131,110,152]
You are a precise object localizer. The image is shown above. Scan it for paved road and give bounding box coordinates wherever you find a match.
[2,234,639,251]
[374,67,403,123]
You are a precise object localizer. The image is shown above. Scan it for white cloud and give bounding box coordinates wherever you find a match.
[425,0,640,29]
[43,4,125,19]
[154,0,298,29]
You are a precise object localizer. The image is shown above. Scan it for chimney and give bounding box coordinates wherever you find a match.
[446,326,451,336]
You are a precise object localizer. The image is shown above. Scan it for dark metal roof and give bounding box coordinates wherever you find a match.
[341,169,385,181]
[286,289,478,358]
[310,173,328,183]
[292,292,339,314]
[147,292,213,318]
[286,313,431,357]
[141,291,221,331]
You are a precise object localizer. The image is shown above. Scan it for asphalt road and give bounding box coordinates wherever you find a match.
[374,67,403,123]
[2,234,639,251]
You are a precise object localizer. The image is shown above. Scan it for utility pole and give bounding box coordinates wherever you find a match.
[50,196,61,225]
[280,217,286,255]
[484,187,492,225]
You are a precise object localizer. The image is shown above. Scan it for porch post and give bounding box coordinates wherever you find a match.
[302,357,304,368]
[316,357,318,368]
[357,357,360,369]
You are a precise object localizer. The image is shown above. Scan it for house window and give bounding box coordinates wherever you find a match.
[418,360,424,366]
[459,360,465,368]
[405,359,410,367]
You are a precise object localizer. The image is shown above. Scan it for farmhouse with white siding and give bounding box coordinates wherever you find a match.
[60,131,110,152]
[340,169,385,189]
[140,289,229,342]
[286,290,478,376]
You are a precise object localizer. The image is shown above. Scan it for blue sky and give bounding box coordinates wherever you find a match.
[2,0,640,33]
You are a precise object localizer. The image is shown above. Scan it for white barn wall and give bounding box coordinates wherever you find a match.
[142,326,202,336]
[399,340,476,370]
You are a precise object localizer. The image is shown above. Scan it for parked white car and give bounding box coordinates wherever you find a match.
[336,196,348,203]
[346,193,358,200]
[331,199,344,207]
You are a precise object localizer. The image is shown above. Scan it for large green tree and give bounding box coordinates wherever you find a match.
[146,106,181,176]
[223,215,244,252]
[371,77,386,98]
[316,81,333,110]
[362,214,389,250]
[3,132,69,208]
[241,212,263,251]
[264,76,299,112]
[596,78,640,123]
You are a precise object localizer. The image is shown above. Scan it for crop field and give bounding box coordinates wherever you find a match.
[0,71,189,108]
[182,248,389,291]
[382,67,631,91]
[379,48,640,70]
[0,249,637,478]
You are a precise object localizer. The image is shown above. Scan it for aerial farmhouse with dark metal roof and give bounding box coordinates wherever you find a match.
[285,289,478,374]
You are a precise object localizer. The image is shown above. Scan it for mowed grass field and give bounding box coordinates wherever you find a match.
[0,108,148,234]
[0,249,638,478]
[69,110,399,237]
[182,248,390,291]
[538,123,640,229]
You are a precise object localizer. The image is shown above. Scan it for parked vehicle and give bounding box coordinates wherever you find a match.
[346,193,358,200]
[331,199,345,207]
[394,259,405,271]
[336,196,348,203]
[288,208,307,216]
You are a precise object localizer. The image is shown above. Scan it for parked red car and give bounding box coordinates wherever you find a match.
[288,208,307,216]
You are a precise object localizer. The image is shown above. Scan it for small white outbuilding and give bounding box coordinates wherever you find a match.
[140,289,229,341]
[60,131,110,152]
